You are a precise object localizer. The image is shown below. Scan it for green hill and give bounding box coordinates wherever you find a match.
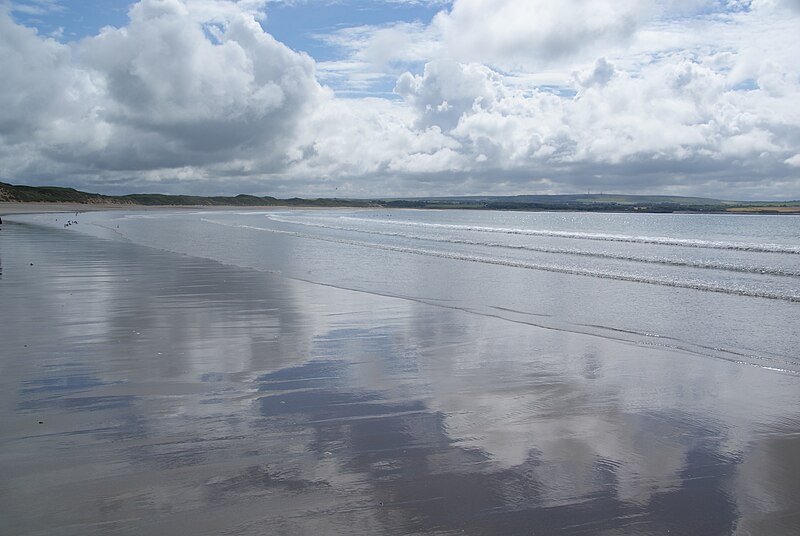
[0,182,131,204]
[0,182,366,208]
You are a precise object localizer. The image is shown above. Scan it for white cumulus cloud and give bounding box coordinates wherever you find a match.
[1,0,799,199]
[0,0,323,187]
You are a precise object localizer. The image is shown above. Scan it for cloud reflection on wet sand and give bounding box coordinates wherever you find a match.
[1,222,798,535]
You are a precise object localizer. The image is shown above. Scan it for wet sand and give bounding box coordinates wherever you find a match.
[0,202,340,216]
[1,219,799,535]
[0,202,137,215]
[0,202,286,216]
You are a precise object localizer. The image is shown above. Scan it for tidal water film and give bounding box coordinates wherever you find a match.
[1,209,799,535]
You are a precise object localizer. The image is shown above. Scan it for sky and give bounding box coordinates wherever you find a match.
[1,0,799,199]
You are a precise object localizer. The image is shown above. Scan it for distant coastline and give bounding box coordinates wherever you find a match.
[2,181,798,215]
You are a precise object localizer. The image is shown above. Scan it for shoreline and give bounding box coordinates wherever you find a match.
[0,202,301,216]
[3,201,798,217]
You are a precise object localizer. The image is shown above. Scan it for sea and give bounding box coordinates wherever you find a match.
[18,208,800,372]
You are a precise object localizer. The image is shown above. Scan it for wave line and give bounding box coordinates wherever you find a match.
[311,215,800,255]
[267,215,800,277]
[202,218,800,302]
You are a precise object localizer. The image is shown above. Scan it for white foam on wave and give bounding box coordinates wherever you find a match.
[310,215,800,255]
[266,214,800,277]
[202,218,800,302]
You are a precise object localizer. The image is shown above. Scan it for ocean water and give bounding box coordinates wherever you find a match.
[16,208,800,373]
[3,208,799,535]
